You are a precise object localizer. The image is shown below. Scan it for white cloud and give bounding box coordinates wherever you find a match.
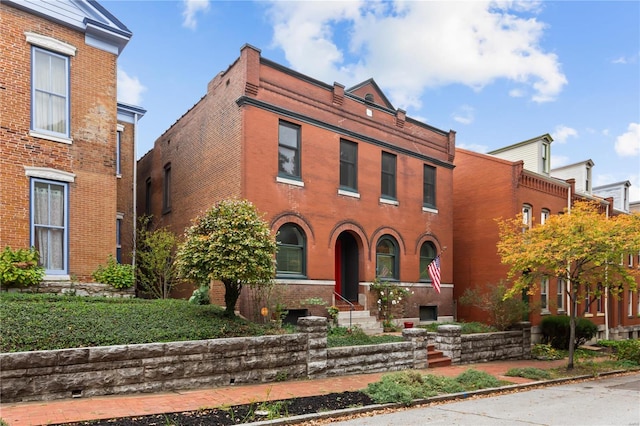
[457,142,489,153]
[117,69,146,105]
[550,154,570,170]
[267,1,567,110]
[615,123,640,157]
[182,0,209,30]
[452,105,475,125]
[509,88,525,98]
[551,125,578,143]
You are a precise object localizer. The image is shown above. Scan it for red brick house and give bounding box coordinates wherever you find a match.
[453,135,640,340]
[137,44,456,326]
[0,1,144,284]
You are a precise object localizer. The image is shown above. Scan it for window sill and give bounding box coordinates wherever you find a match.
[277,176,305,187]
[43,274,71,281]
[162,208,172,215]
[116,174,122,179]
[422,206,438,214]
[596,313,605,317]
[584,313,594,317]
[541,309,551,315]
[379,197,398,206]
[338,189,360,199]
[30,130,72,145]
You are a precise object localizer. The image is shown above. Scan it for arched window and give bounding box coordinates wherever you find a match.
[419,242,437,281]
[376,236,399,280]
[276,224,306,277]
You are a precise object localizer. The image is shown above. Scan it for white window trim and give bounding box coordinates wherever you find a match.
[29,130,73,145]
[25,32,77,56]
[379,197,399,206]
[338,189,360,199]
[276,176,304,187]
[24,166,75,182]
[422,206,438,214]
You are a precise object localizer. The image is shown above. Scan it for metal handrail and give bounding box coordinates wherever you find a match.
[333,292,354,329]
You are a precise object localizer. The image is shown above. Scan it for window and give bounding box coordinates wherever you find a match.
[522,204,532,229]
[629,290,634,317]
[423,165,436,209]
[541,143,550,174]
[276,224,305,277]
[596,284,603,313]
[278,121,301,179]
[540,277,549,311]
[376,236,399,280]
[145,178,152,216]
[163,163,171,213]
[116,215,123,263]
[116,130,122,176]
[584,288,591,315]
[31,178,67,274]
[419,242,437,281]
[381,152,396,200]
[541,209,550,225]
[339,139,357,192]
[32,47,70,138]
[557,278,565,311]
[628,254,634,268]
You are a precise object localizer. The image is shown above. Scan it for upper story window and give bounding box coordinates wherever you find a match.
[419,241,437,281]
[32,47,70,138]
[541,143,550,174]
[522,204,532,229]
[423,165,436,209]
[163,163,171,213]
[276,223,306,277]
[381,152,397,200]
[376,235,399,280]
[31,178,68,274]
[541,209,550,225]
[116,130,122,176]
[116,214,123,263]
[278,121,301,179]
[145,178,152,216]
[557,278,565,312]
[339,139,358,192]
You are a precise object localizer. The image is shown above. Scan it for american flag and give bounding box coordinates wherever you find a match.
[428,255,441,293]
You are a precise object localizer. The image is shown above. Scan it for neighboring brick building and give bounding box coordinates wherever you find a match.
[0,1,143,283]
[138,44,456,324]
[454,135,640,340]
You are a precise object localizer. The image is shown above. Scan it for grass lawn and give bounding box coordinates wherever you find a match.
[0,292,280,352]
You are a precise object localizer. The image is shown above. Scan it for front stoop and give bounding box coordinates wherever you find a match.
[427,344,452,368]
[337,310,383,335]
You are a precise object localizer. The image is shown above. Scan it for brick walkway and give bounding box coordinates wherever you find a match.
[0,358,570,426]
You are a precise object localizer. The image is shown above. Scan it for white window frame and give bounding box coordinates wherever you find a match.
[540,277,549,312]
[116,125,124,177]
[26,33,76,144]
[522,204,532,229]
[541,209,550,225]
[557,278,565,312]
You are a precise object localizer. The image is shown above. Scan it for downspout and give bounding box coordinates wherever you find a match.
[566,184,572,317]
[604,203,609,340]
[132,113,139,275]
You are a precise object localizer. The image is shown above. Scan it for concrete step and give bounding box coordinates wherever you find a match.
[337,310,383,335]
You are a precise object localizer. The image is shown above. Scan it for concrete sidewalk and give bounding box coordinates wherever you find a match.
[0,358,570,426]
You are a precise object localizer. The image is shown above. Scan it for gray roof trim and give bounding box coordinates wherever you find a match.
[236,96,454,170]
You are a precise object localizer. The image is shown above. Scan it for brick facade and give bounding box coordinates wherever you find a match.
[138,44,456,321]
[453,147,640,339]
[0,2,140,282]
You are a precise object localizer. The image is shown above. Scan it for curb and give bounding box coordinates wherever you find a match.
[245,369,636,425]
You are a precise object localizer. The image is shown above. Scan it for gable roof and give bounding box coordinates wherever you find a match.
[487,133,553,155]
[5,0,132,55]
[346,78,395,110]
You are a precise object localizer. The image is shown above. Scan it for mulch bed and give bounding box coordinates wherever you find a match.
[55,391,374,425]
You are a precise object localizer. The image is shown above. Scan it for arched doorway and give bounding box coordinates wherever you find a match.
[335,231,359,302]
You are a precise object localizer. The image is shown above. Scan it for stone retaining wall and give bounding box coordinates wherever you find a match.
[0,317,428,403]
[13,281,135,298]
[432,322,531,364]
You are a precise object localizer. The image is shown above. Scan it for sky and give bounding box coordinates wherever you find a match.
[106,0,640,202]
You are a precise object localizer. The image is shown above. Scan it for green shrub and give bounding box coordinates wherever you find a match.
[531,343,564,360]
[365,371,432,405]
[600,339,640,364]
[419,321,497,334]
[92,256,134,289]
[454,369,501,390]
[540,315,597,350]
[188,284,210,305]
[505,367,552,380]
[0,246,44,289]
[327,326,403,347]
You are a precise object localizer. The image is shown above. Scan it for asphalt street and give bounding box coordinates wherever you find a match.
[330,373,640,426]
